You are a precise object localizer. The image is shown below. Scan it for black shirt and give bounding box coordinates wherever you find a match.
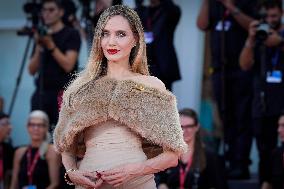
[18,147,50,189]
[252,35,284,118]
[208,0,258,69]
[35,26,81,91]
[269,144,284,189]
[157,150,228,189]
[0,142,14,180]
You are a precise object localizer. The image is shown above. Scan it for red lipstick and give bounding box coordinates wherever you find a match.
[107,49,119,55]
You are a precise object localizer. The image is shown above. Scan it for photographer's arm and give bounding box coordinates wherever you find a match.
[264,29,283,48]
[240,37,255,71]
[42,36,79,73]
[197,0,209,31]
[218,0,253,30]
[240,21,259,71]
[50,48,78,73]
[28,44,42,75]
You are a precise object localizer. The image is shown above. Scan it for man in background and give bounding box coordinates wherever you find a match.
[240,1,284,187]
[28,0,81,129]
[136,0,181,91]
[197,0,258,179]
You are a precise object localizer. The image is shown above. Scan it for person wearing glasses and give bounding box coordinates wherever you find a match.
[9,110,60,189]
[157,108,228,189]
[0,112,14,189]
[28,0,81,129]
[268,111,284,189]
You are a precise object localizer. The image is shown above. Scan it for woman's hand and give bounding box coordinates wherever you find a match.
[101,163,143,187]
[158,183,169,189]
[68,170,103,189]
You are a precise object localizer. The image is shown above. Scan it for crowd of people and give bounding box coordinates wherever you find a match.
[0,0,284,189]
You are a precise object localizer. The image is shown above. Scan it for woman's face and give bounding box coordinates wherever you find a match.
[27,117,48,142]
[278,115,284,142]
[180,115,199,144]
[101,15,137,64]
[0,117,11,142]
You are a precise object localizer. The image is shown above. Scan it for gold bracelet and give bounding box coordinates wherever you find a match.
[64,168,77,185]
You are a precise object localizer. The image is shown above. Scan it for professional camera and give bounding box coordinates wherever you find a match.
[255,22,270,42]
[17,0,46,36]
[255,7,270,42]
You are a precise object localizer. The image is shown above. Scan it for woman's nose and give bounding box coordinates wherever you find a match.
[107,35,116,46]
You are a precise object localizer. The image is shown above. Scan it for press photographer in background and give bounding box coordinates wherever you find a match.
[28,0,81,129]
[239,1,284,188]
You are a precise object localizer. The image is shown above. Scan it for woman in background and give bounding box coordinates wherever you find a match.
[10,110,60,189]
[0,112,14,189]
[157,108,228,189]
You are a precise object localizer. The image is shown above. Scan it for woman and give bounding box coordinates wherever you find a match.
[53,5,187,189]
[9,110,60,189]
[0,112,14,189]
[157,108,228,189]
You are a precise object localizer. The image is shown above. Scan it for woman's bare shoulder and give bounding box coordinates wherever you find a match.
[46,144,60,160]
[136,75,167,91]
[14,146,28,159]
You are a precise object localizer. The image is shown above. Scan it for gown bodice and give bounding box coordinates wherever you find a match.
[77,119,156,189]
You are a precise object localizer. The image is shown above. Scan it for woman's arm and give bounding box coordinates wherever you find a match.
[101,151,179,187]
[61,152,103,188]
[140,151,178,174]
[9,147,26,189]
[46,145,61,189]
[61,151,77,171]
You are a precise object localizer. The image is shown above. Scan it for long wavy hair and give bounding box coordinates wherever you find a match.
[64,5,149,97]
[179,108,207,172]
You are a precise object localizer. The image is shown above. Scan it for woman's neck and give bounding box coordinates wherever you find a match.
[30,140,43,148]
[181,140,195,161]
[107,60,133,79]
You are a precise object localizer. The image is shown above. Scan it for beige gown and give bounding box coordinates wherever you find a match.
[77,119,157,189]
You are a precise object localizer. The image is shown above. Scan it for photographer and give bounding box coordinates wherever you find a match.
[239,1,284,188]
[28,0,81,128]
[197,0,258,179]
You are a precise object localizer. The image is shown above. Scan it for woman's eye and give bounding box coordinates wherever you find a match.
[117,32,126,37]
[102,32,109,37]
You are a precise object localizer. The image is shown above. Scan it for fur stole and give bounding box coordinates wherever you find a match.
[53,76,187,158]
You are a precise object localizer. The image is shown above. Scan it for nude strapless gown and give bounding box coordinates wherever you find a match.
[77,119,157,189]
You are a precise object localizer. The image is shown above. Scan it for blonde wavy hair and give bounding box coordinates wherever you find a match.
[64,5,149,97]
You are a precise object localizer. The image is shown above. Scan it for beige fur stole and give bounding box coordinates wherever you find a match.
[53,77,187,158]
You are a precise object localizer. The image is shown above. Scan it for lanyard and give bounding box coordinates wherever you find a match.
[179,155,193,189]
[271,49,280,69]
[271,30,284,69]
[27,147,40,185]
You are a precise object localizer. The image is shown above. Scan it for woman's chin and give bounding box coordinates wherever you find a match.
[183,137,192,144]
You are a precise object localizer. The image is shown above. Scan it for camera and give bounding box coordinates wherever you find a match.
[17,0,43,36]
[255,22,270,41]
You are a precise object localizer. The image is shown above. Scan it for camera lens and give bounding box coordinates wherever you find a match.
[255,23,269,41]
